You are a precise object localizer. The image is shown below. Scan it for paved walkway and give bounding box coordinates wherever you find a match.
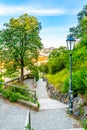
[23,79,35,89]
[0,98,28,130]
[0,78,84,130]
[30,79,84,130]
[36,79,49,99]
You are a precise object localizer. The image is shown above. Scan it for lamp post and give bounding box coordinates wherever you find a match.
[66,34,76,114]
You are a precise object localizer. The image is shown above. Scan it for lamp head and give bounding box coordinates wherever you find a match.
[66,34,76,50]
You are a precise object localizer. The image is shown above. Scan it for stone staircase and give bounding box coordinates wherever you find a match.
[30,98,84,130]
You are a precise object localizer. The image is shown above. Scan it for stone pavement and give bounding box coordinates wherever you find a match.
[0,98,28,130]
[30,79,84,130]
[0,78,84,130]
[36,79,49,99]
[23,79,35,89]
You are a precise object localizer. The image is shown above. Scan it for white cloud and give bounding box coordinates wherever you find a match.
[0,4,66,16]
[40,33,67,48]
[40,26,69,48]
[40,24,78,48]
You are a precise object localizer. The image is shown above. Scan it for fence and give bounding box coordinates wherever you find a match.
[5,74,34,84]
[0,81,37,103]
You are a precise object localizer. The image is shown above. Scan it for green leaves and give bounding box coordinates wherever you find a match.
[63,69,87,96]
[47,46,68,74]
[0,14,42,80]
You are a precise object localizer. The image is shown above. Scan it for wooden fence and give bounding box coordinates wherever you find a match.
[5,74,34,84]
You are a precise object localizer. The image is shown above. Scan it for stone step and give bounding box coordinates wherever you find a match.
[39,98,68,110]
[31,108,82,130]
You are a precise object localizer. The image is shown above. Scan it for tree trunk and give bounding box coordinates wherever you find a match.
[20,55,24,81]
[21,66,24,81]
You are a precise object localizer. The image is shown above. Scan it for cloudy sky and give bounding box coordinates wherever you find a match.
[0,0,87,48]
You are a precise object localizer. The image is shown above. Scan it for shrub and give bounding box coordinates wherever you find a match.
[34,70,39,81]
[81,119,87,129]
[2,90,10,98]
[20,95,30,101]
[14,87,29,96]
[39,63,48,74]
[9,92,21,102]
[63,69,87,96]
[0,78,4,91]
[36,101,40,108]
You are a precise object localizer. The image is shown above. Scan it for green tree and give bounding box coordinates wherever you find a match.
[47,46,68,74]
[0,14,42,80]
[69,5,87,42]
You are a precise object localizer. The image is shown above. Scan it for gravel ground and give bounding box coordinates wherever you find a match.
[0,98,28,130]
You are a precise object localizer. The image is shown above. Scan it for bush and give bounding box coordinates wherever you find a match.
[81,119,87,129]
[2,90,10,98]
[9,92,21,102]
[1,83,37,103]
[48,56,66,74]
[20,95,30,101]
[39,63,48,74]
[47,69,68,91]
[36,101,40,108]
[0,78,4,90]
[34,70,39,81]
[12,87,29,96]
[63,69,87,96]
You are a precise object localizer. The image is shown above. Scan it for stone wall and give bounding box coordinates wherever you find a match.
[46,79,87,122]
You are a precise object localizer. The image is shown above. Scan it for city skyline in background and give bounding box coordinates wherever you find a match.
[0,0,87,48]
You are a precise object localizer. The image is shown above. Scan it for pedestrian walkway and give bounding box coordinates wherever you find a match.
[0,78,84,130]
[23,79,35,89]
[30,78,84,130]
[36,78,49,99]
[0,98,28,130]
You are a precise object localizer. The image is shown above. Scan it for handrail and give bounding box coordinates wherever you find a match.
[0,81,37,103]
[5,74,34,84]
[29,111,31,130]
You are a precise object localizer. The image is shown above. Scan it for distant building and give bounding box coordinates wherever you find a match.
[37,47,55,65]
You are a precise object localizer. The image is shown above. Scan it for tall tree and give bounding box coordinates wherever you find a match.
[69,5,87,38]
[0,14,42,80]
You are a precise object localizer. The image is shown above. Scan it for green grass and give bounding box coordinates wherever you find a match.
[46,68,69,91]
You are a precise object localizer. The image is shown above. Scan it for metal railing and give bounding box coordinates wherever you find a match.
[5,74,34,84]
[0,81,37,103]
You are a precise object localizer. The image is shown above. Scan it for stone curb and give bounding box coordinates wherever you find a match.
[24,110,30,130]
[17,99,39,111]
[0,94,39,111]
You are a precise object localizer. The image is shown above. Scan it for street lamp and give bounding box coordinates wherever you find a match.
[66,34,76,114]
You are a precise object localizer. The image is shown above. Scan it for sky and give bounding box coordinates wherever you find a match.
[0,0,87,48]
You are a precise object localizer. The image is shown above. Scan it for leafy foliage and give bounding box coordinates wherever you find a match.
[39,63,48,74]
[1,83,36,103]
[34,66,39,81]
[81,119,87,129]
[69,5,87,48]
[63,69,87,96]
[0,78,4,92]
[0,14,42,80]
[47,46,68,74]
[46,5,87,97]
[46,69,68,91]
